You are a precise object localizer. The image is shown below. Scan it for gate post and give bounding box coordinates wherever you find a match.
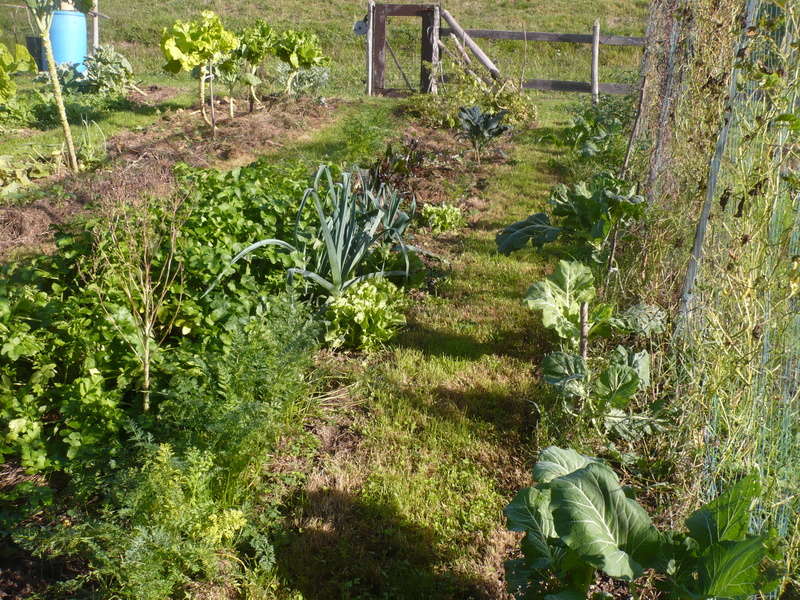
[421,6,440,93]
[370,4,387,95]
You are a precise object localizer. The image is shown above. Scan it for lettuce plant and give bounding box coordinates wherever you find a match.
[324,278,406,351]
[0,43,36,104]
[272,30,329,95]
[506,447,781,600]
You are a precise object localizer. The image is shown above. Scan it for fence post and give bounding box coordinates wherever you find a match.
[421,6,440,93]
[366,1,375,95]
[370,4,387,95]
[592,20,600,104]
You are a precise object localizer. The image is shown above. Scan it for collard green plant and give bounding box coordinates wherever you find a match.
[524,260,616,347]
[541,345,649,424]
[497,173,644,261]
[505,447,780,600]
[457,105,511,164]
[161,11,239,133]
[324,278,406,351]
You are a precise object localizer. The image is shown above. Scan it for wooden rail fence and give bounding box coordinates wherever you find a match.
[364,2,645,100]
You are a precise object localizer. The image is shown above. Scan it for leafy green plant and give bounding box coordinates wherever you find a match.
[505,447,780,600]
[235,20,277,111]
[324,278,406,351]
[79,45,137,95]
[524,260,613,348]
[272,30,329,95]
[497,173,645,262]
[208,165,415,302]
[275,62,330,98]
[0,43,36,103]
[457,105,511,164]
[364,139,426,193]
[161,11,239,134]
[421,203,467,234]
[542,345,651,429]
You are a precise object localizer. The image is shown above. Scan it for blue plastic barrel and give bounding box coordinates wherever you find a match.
[50,11,88,72]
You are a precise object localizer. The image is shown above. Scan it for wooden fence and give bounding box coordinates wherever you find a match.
[364,2,645,100]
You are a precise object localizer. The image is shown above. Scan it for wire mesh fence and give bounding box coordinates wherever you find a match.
[634,0,800,590]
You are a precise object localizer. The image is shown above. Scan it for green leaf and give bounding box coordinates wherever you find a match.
[676,535,775,600]
[617,303,667,336]
[542,352,588,397]
[533,446,599,484]
[594,364,639,409]
[685,474,760,546]
[609,346,650,389]
[505,486,556,568]
[497,213,561,255]
[549,462,663,579]
[525,261,595,343]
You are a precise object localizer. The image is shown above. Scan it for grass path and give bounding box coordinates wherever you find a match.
[272,99,575,599]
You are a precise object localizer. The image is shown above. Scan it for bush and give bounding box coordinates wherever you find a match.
[421,203,467,233]
[405,59,537,129]
[325,279,406,351]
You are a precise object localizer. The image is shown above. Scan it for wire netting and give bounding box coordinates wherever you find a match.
[633,0,800,590]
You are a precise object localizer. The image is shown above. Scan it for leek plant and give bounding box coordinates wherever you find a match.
[207,165,415,301]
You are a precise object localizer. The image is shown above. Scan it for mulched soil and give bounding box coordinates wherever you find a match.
[0,95,337,259]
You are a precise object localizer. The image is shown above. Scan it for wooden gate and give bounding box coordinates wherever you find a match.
[364,2,645,101]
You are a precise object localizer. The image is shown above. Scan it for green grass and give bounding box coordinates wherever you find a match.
[259,99,601,598]
[0,0,646,162]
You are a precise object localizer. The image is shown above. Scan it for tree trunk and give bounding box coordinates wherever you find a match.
[42,34,79,172]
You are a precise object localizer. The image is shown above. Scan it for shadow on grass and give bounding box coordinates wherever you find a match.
[276,488,496,600]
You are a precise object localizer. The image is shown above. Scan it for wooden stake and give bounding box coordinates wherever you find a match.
[420,6,440,93]
[580,302,589,360]
[92,0,100,51]
[592,20,600,105]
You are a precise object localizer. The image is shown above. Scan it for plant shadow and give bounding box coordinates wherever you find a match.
[275,487,497,600]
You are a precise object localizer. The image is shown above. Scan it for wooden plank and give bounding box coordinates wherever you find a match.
[523,79,636,95]
[371,5,387,95]
[420,7,440,93]
[440,10,500,78]
[440,28,645,47]
[384,4,437,17]
[591,20,600,104]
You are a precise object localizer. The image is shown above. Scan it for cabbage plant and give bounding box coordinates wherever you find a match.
[272,30,329,95]
[506,447,780,600]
